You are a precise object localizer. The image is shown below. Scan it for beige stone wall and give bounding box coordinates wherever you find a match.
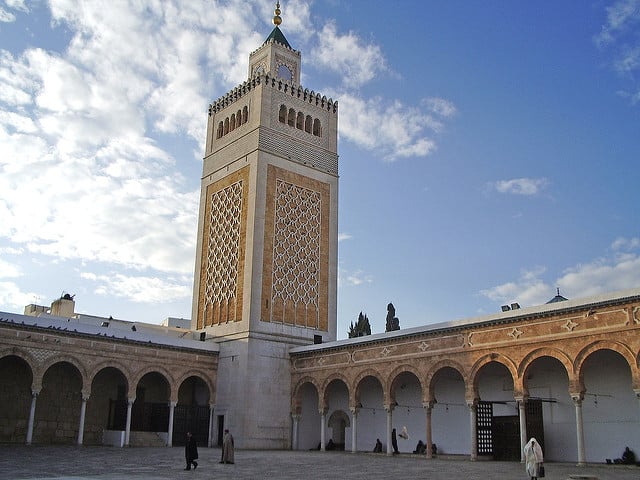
[261,164,330,331]
[291,296,640,409]
[0,323,217,445]
[196,166,250,329]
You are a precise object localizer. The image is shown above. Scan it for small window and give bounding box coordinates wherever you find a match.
[242,106,249,124]
[288,108,295,127]
[236,110,242,128]
[223,118,229,135]
[313,118,321,137]
[217,121,224,139]
[305,115,312,133]
[296,112,304,130]
[230,114,236,131]
[279,105,287,123]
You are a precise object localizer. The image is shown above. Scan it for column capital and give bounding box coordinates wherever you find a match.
[383,402,397,412]
[318,408,327,416]
[570,392,584,404]
[466,398,478,409]
[127,397,136,405]
[422,400,435,411]
[168,400,177,407]
[291,413,301,421]
[31,388,41,397]
[349,407,360,415]
[81,393,91,402]
[634,389,640,400]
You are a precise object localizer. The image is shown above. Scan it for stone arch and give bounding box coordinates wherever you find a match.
[518,347,574,396]
[327,409,350,447]
[217,121,223,138]
[575,340,639,391]
[229,113,236,131]
[296,111,304,130]
[223,117,229,135]
[425,359,467,400]
[130,365,175,400]
[388,364,424,404]
[292,376,320,415]
[469,353,518,398]
[313,118,321,136]
[175,369,215,404]
[287,108,295,126]
[305,115,312,133]
[0,346,37,380]
[321,373,350,409]
[278,104,287,123]
[36,353,88,393]
[88,360,132,387]
[353,368,386,406]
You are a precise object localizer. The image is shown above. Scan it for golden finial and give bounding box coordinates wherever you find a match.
[273,1,282,26]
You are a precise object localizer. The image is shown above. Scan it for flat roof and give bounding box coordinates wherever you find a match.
[0,311,219,353]
[291,286,640,355]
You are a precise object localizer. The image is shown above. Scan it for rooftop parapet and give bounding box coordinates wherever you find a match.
[209,73,338,115]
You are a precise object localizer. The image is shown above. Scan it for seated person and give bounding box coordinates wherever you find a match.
[413,440,426,454]
[326,438,335,450]
[621,446,636,465]
[373,438,383,453]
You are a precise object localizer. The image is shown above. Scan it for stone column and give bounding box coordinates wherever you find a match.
[124,398,134,447]
[208,404,215,447]
[26,389,39,445]
[319,409,326,452]
[385,405,394,456]
[77,393,90,446]
[516,397,527,463]
[167,401,176,447]
[350,408,359,453]
[468,400,477,461]
[572,393,586,466]
[423,401,434,458]
[291,414,300,450]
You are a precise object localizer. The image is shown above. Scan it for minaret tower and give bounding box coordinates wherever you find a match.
[192,3,338,448]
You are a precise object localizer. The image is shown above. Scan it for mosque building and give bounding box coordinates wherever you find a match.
[1,4,639,466]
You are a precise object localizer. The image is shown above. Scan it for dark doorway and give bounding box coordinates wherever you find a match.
[173,405,210,446]
[217,415,224,446]
[526,399,545,452]
[492,416,520,460]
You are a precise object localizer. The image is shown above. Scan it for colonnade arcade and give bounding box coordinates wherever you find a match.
[0,318,218,448]
[290,295,640,464]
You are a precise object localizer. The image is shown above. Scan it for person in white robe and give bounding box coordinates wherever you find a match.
[523,437,543,479]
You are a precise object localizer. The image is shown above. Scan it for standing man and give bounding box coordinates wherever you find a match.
[184,432,198,470]
[220,429,235,464]
[391,428,399,454]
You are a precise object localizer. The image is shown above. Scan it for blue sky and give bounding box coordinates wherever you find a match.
[1,0,639,339]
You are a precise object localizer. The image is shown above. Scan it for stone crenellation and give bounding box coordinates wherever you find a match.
[209,73,338,115]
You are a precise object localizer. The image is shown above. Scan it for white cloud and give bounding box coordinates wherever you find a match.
[338,232,352,242]
[336,93,453,161]
[0,281,40,309]
[339,268,373,288]
[310,21,387,87]
[0,7,16,23]
[81,272,191,304]
[493,177,549,196]
[480,243,640,308]
[594,0,640,47]
[0,258,22,279]
[611,236,640,251]
[594,0,640,103]
[480,266,550,306]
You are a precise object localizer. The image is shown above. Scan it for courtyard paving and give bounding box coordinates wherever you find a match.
[0,445,639,480]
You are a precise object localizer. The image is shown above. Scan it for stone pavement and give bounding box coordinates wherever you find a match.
[0,446,639,480]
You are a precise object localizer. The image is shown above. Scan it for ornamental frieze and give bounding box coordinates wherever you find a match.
[292,351,350,371]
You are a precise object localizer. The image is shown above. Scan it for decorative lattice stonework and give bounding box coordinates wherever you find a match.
[197,167,249,329]
[261,165,330,331]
